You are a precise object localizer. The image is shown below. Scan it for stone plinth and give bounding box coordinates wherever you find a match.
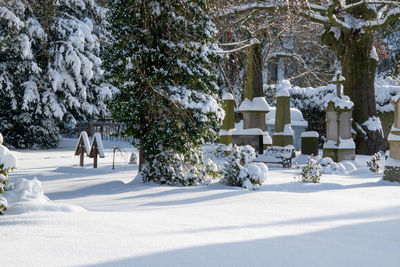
[384,95,400,182]
[239,97,270,130]
[301,131,319,156]
[322,97,355,162]
[266,107,307,150]
[232,129,264,154]
[272,89,293,147]
[219,93,235,145]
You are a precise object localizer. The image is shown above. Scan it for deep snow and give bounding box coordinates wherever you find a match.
[1,138,400,267]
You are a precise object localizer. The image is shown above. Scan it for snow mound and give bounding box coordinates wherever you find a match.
[319,157,357,174]
[0,144,17,170]
[4,178,85,215]
[240,162,268,190]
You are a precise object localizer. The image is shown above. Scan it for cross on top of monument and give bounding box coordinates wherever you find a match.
[332,71,345,98]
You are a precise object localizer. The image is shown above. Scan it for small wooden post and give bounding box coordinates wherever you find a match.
[74,132,90,167]
[89,133,105,168]
[80,148,84,167]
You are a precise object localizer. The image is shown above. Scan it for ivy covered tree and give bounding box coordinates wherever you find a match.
[0,0,111,148]
[105,0,224,185]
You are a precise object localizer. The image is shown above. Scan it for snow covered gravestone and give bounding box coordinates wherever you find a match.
[89,133,105,168]
[301,131,319,156]
[233,41,271,152]
[219,93,235,145]
[272,81,294,147]
[74,132,91,167]
[322,73,355,162]
[383,95,400,182]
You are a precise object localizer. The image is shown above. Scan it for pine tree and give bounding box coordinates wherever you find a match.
[0,0,111,149]
[105,0,224,185]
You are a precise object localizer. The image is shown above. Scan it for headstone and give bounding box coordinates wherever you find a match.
[266,107,308,150]
[219,93,235,145]
[272,82,294,147]
[74,131,90,167]
[301,131,319,156]
[232,129,264,154]
[383,94,400,182]
[234,41,271,150]
[322,72,355,162]
[89,133,105,168]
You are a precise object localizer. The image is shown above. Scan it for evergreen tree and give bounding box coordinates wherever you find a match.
[0,0,111,149]
[105,0,224,185]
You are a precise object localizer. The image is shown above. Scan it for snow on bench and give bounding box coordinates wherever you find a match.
[254,145,295,168]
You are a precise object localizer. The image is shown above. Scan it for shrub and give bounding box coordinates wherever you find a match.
[367,153,381,173]
[301,158,322,183]
[222,145,268,189]
[0,133,18,215]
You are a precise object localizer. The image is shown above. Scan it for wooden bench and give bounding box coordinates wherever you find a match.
[254,145,295,168]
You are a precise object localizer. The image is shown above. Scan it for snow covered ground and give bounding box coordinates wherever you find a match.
[1,139,400,267]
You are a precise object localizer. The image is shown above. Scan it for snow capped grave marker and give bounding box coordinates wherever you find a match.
[322,72,355,162]
[301,131,319,156]
[233,41,271,151]
[272,81,294,147]
[89,133,105,168]
[383,95,400,182]
[74,131,91,167]
[219,93,235,145]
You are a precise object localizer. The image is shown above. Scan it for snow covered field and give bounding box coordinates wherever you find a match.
[1,139,400,267]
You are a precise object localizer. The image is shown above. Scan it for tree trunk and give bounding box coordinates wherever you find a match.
[139,138,144,172]
[340,32,385,154]
[323,30,385,155]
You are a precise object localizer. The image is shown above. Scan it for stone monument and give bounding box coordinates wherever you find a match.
[219,93,235,145]
[322,72,355,162]
[301,131,319,156]
[272,83,294,147]
[383,94,400,182]
[232,41,272,152]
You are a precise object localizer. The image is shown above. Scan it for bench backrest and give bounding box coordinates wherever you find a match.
[265,146,294,158]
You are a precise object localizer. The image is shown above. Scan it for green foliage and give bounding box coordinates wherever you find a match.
[301,158,322,183]
[0,198,6,215]
[221,145,257,187]
[105,0,223,185]
[0,1,109,149]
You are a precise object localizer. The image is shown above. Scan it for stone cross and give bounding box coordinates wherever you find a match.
[333,72,344,98]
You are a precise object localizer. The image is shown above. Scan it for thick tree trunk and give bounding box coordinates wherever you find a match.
[340,32,385,154]
[323,30,385,155]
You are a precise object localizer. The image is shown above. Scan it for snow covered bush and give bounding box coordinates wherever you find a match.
[105,0,224,185]
[301,158,322,183]
[318,157,348,174]
[0,133,17,214]
[0,196,6,215]
[0,1,111,148]
[367,153,382,173]
[222,145,268,189]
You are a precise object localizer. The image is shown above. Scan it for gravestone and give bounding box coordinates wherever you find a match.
[233,41,271,150]
[219,93,235,145]
[266,107,308,150]
[322,72,355,162]
[232,129,264,154]
[301,131,319,156]
[383,95,400,182]
[272,87,294,147]
[74,131,91,167]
